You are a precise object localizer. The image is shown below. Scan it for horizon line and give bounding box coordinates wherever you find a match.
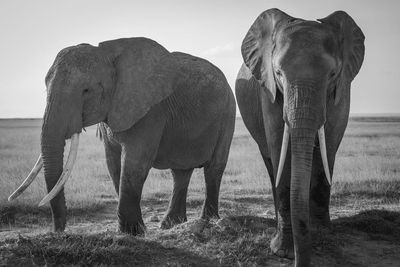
[1,112,400,120]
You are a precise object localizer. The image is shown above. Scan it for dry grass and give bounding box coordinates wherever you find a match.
[1,117,399,211]
[0,118,272,211]
[1,117,400,266]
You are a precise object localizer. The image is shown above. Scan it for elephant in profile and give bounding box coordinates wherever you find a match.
[236,9,364,266]
[9,37,236,235]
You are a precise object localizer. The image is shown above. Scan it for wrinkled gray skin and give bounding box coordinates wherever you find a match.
[236,9,364,267]
[42,37,236,235]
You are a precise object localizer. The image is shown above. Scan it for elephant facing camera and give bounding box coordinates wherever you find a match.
[236,8,365,267]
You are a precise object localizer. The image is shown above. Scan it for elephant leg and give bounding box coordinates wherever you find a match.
[104,140,122,195]
[118,149,153,236]
[270,184,294,259]
[260,153,295,258]
[260,150,278,221]
[161,168,194,229]
[310,147,331,228]
[117,115,165,235]
[201,119,233,220]
[201,163,225,219]
[201,114,236,219]
[269,147,294,259]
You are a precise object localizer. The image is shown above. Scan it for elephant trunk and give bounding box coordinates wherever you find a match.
[285,82,324,267]
[41,122,67,231]
[290,126,315,267]
[40,90,82,231]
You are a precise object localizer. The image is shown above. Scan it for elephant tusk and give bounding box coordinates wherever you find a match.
[38,133,79,207]
[275,123,290,188]
[8,154,43,201]
[318,126,332,186]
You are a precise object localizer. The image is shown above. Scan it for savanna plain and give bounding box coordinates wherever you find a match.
[0,117,399,266]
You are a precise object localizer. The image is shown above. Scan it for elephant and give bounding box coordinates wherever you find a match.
[9,37,236,235]
[235,9,364,267]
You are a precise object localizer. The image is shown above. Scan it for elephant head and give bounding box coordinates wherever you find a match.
[241,9,364,266]
[9,38,178,231]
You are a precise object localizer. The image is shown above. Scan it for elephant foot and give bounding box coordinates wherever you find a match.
[270,230,294,259]
[52,217,66,232]
[160,214,187,229]
[119,220,146,236]
[200,213,220,221]
[310,213,331,230]
[201,205,220,220]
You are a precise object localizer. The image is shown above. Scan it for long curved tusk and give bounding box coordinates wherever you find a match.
[38,133,79,207]
[275,123,290,188]
[8,154,43,201]
[318,126,332,186]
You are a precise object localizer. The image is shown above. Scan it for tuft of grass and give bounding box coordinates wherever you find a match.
[2,210,400,266]
[1,232,215,266]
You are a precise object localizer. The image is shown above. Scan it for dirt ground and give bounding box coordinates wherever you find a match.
[1,195,399,266]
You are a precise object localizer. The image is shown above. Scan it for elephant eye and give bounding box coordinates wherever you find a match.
[275,70,282,76]
[83,88,90,94]
[329,71,336,79]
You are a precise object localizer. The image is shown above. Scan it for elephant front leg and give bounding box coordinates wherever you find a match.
[266,132,294,259]
[118,156,151,236]
[270,184,295,259]
[115,111,165,235]
[310,149,331,228]
[309,183,331,229]
[260,151,294,258]
[161,168,194,229]
[49,189,67,232]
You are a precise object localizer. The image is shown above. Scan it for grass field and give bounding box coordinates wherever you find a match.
[1,117,400,266]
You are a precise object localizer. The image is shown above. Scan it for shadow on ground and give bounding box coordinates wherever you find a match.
[333,209,400,242]
[313,209,400,266]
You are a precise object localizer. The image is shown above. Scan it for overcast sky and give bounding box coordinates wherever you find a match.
[0,0,399,118]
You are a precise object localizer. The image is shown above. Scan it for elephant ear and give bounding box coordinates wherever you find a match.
[102,39,176,132]
[241,8,294,102]
[318,11,365,105]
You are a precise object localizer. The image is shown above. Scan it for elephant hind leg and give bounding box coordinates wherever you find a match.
[201,119,234,219]
[201,163,225,219]
[161,168,194,229]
